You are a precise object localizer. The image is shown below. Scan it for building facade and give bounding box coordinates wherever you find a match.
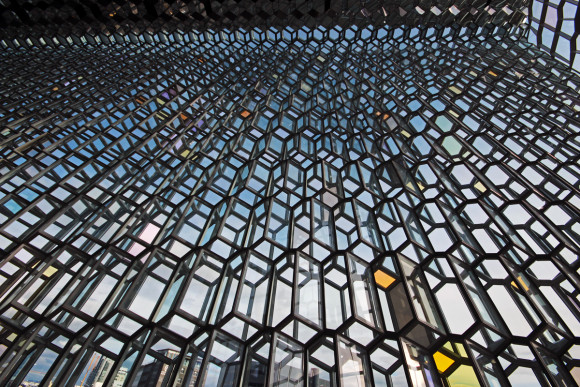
[0,1,580,387]
[84,357,127,387]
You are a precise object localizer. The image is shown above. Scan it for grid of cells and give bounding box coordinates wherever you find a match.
[528,0,580,71]
[0,24,580,387]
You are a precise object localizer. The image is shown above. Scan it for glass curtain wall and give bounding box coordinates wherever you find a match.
[0,22,579,387]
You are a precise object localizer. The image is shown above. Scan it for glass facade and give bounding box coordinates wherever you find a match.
[0,3,579,387]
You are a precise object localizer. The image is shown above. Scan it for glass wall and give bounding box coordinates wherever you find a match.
[0,24,579,386]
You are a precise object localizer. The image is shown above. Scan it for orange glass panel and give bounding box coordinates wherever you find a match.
[375,270,396,289]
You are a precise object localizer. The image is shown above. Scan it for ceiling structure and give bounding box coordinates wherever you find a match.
[0,0,528,38]
[3,0,577,71]
[3,0,578,71]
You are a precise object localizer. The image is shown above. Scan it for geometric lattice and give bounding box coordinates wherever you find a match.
[528,0,580,70]
[1,22,580,387]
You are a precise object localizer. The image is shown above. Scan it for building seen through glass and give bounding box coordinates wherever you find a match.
[0,0,579,386]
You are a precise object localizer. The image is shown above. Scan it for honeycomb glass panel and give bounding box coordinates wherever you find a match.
[0,6,579,386]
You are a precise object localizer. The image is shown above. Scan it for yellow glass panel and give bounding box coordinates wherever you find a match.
[433,351,455,373]
[474,181,487,192]
[181,150,190,158]
[374,270,396,289]
[488,70,497,77]
[511,277,529,291]
[44,266,58,277]
[456,342,467,358]
[402,130,411,138]
[517,276,529,291]
[448,365,480,387]
[450,86,462,94]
